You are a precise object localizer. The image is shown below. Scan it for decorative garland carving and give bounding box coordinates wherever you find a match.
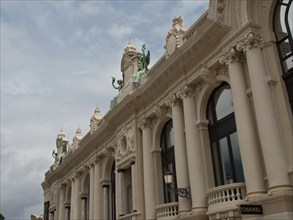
[199,63,217,85]
[116,125,135,161]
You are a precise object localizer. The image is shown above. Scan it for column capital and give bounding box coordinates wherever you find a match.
[152,104,168,120]
[236,32,264,52]
[219,46,244,65]
[177,84,196,99]
[166,94,181,107]
[138,117,154,129]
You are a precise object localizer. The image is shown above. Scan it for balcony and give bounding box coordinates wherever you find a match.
[156,202,178,219]
[205,182,246,216]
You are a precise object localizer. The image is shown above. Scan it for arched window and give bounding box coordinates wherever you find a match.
[161,120,178,203]
[207,83,245,186]
[273,0,293,112]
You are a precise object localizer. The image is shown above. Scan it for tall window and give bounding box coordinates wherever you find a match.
[161,120,178,203]
[274,0,293,112]
[207,83,244,186]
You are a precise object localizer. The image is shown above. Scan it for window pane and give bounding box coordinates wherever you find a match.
[166,127,174,148]
[230,132,245,182]
[219,137,233,184]
[211,142,222,186]
[214,86,234,121]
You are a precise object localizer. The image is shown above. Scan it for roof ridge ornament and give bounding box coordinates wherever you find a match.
[165,16,186,58]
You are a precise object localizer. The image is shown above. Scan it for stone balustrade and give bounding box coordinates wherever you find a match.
[156,202,179,219]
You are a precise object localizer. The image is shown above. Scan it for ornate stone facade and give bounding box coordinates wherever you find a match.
[42,1,293,220]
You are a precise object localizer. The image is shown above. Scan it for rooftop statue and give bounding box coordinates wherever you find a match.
[132,44,150,86]
[112,76,124,91]
[52,130,68,166]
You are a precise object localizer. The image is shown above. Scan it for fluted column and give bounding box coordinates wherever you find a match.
[138,118,156,220]
[94,160,103,220]
[167,94,191,213]
[220,47,266,197]
[59,186,65,220]
[70,179,75,220]
[118,169,127,216]
[103,185,109,220]
[177,85,207,213]
[89,164,95,220]
[131,161,137,212]
[236,32,291,193]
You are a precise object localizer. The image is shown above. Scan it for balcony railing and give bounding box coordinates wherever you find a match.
[156,202,178,219]
[205,182,246,214]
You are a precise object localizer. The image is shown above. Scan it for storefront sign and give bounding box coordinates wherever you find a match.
[240,205,263,215]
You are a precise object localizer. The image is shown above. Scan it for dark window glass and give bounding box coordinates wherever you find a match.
[208,83,245,186]
[161,120,178,203]
[274,0,293,112]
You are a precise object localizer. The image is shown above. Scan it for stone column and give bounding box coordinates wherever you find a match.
[103,185,109,220]
[167,94,191,214]
[70,179,75,220]
[131,161,137,212]
[236,32,291,193]
[73,174,81,220]
[220,47,266,197]
[118,169,127,216]
[58,186,65,220]
[177,85,207,213]
[81,195,87,220]
[49,211,54,220]
[64,203,70,220]
[89,164,95,220]
[94,161,103,220]
[138,118,156,220]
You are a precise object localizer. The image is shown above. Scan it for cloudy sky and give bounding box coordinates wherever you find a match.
[0,1,208,219]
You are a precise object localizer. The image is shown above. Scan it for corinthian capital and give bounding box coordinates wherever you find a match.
[236,32,264,52]
[177,84,196,99]
[166,94,181,107]
[219,47,244,65]
[138,117,154,129]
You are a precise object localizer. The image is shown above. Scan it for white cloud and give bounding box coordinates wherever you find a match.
[107,23,133,39]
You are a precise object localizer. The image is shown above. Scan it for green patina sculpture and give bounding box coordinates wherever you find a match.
[52,137,68,165]
[132,44,150,85]
[112,76,124,91]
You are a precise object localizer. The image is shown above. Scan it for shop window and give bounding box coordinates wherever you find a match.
[273,0,293,112]
[161,120,178,203]
[207,83,245,186]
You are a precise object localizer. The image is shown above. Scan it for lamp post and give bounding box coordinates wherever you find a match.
[164,171,191,199]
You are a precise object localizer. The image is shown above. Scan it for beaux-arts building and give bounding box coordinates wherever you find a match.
[42,0,293,220]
